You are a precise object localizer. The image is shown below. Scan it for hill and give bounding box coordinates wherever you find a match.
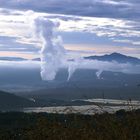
[0,90,36,110]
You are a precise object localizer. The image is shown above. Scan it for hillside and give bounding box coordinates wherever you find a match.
[0,90,36,110]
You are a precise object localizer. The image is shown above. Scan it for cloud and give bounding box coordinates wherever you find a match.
[0,35,39,52]
[0,60,40,69]
[31,17,140,81]
[0,9,139,51]
[68,59,140,75]
[0,58,140,81]
[0,0,139,59]
[0,1,139,81]
[0,0,139,20]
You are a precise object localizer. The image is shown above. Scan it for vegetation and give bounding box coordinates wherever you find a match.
[0,110,140,140]
[0,91,36,110]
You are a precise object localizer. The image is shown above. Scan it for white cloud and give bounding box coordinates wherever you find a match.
[0,58,140,81]
[0,8,140,49]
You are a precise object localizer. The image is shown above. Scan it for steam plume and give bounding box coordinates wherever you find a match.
[33,17,140,81]
[34,17,65,80]
[96,70,103,79]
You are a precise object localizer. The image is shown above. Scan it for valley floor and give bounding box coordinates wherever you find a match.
[23,98,140,115]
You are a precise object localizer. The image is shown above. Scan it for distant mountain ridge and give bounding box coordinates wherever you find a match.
[32,58,40,61]
[1,53,139,64]
[32,53,140,64]
[0,57,27,61]
[84,52,140,64]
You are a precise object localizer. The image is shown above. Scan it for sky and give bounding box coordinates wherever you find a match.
[0,0,140,59]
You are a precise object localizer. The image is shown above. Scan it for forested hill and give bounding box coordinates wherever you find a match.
[0,90,35,110]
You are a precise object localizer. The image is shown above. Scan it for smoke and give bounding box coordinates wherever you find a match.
[33,17,83,81]
[96,70,103,79]
[33,17,140,81]
[67,63,77,81]
[67,58,82,81]
[34,17,65,80]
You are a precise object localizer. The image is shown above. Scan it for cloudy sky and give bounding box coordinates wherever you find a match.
[0,0,140,59]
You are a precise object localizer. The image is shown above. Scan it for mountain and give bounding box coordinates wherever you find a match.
[32,53,140,64]
[84,52,140,64]
[0,57,27,61]
[32,58,40,61]
[0,90,36,110]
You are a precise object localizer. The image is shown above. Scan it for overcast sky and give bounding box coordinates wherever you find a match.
[0,0,140,59]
